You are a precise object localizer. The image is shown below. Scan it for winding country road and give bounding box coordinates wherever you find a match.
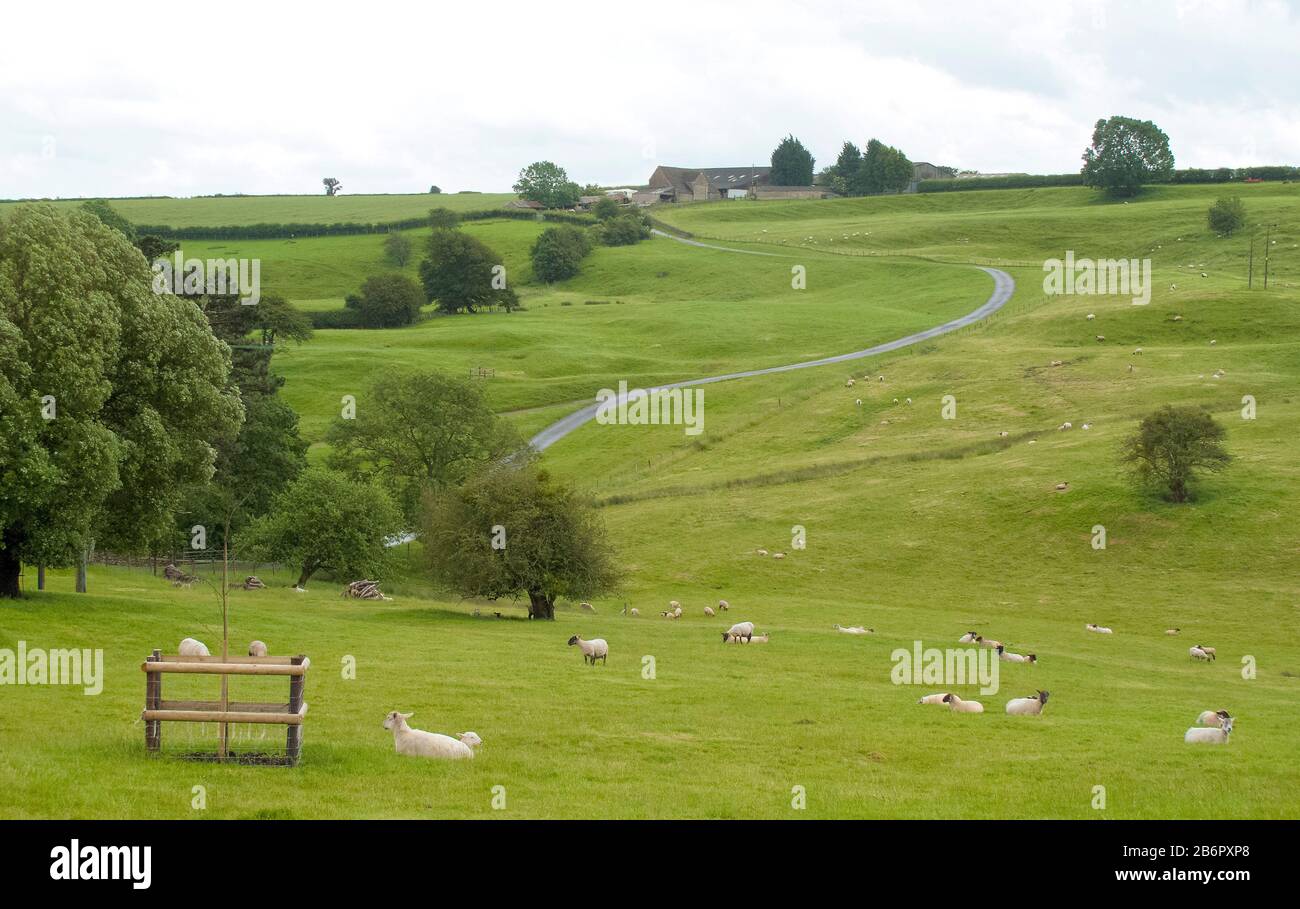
[528,231,1016,452]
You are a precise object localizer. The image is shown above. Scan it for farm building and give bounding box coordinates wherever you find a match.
[644,165,831,202]
[506,199,544,211]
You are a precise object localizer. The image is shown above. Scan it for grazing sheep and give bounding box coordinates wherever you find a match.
[382,711,476,759]
[1005,690,1050,716]
[917,693,952,705]
[673,606,682,617]
[718,599,730,611]
[845,378,856,388]
[580,602,596,613]
[568,634,608,665]
[723,621,755,643]
[1096,335,1105,342]
[1086,313,1096,321]
[1085,623,1113,634]
[1189,645,1215,662]
[247,640,268,657]
[998,431,1009,438]
[629,608,640,617]
[834,624,872,635]
[855,399,863,406]
[1059,422,1072,430]
[1081,423,1092,430]
[669,600,680,609]
[943,694,984,714]
[997,645,1037,664]
[178,638,210,657]
[1185,715,1233,744]
[958,631,979,643]
[1197,709,1232,728]
[1165,628,1180,635]
[704,606,715,617]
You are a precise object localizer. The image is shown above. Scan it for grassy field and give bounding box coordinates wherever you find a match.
[2,183,1298,819]
[0,192,515,228]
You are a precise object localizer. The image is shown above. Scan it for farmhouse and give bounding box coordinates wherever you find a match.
[643,165,835,203]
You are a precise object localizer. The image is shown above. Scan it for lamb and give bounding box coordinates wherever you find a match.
[718,599,730,612]
[704,606,715,617]
[382,711,477,759]
[997,645,1037,664]
[1196,709,1232,728]
[1085,623,1113,634]
[1185,715,1233,744]
[917,693,952,705]
[1189,645,1215,661]
[943,694,984,714]
[178,638,210,656]
[1005,690,1050,715]
[457,731,483,751]
[834,624,872,635]
[723,621,755,643]
[247,640,268,657]
[747,634,771,644]
[568,634,608,665]
[958,631,979,643]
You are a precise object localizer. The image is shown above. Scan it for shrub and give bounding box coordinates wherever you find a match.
[530,225,592,283]
[353,273,425,328]
[383,232,413,266]
[1207,197,1246,236]
[309,307,364,329]
[599,212,651,246]
[428,207,461,230]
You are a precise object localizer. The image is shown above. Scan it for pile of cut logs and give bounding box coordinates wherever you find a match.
[343,579,390,600]
[162,563,197,588]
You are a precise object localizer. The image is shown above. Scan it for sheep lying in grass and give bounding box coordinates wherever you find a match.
[248,640,268,657]
[727,633,771,644]
[833,624,872,635]
[723,621,755,643]
[179,638,210,656]
[997,645,1036,664]
[1006,690,1050,715]
[568,635,608,665]
[1185,715,1233,744]
[382,711,477,759]
[1165,628,1181,636]
[975,636,1002,649]
[918,692,952,705]
[943,694,984,713]
[1085,623,1113,634]
[629,608,640,617]
[1197,709,1231,728]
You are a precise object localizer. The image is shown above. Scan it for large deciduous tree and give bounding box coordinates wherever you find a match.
[0,205,244,596]
[512,161,581,210]
[1081,116,1175,197]
[855,139,913,195]
[419,229,518,313]
[326,370,524,527]
[1122,405,1231,503]
[422,463,619,620]
[770,135,815,186]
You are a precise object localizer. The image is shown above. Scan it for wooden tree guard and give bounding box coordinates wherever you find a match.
[142,649,310,765]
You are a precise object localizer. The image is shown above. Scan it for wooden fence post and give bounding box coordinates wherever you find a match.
[286,655,306,765]
[145,649,162,753]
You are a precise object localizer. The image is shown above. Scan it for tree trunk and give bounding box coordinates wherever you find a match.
[0,535,21,598]
[1169,477,1188,503]
[37,565,45,590]
[76,545,89,593]
[528,590,554,620]
[295,565,315,588]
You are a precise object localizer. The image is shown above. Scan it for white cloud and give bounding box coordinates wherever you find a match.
[1,0,1297,198]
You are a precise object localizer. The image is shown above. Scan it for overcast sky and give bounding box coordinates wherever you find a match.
[2,0,1297,199]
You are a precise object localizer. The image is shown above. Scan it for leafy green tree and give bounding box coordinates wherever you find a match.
[326,370,524,527]
[0,204,243,596]
[1122,405,1231,503]
[422,463,619,619]
[80,199,181,264]
[530,225,592,283]
[855,139,913,195]
[427,207,460,230]
[592,197,621,220]
[383,232,414,266]
[352,273,424,328]
[770,135,815,186]
[1207,197,1246,236]
[429,185,442,194]
[243,467,401,588]
[136,234,180,263]
[419,229,517,313]
[512,161,581,210]
[822,141,863,195]
[599,212,651,246]
[323,177,342,196]
[1081,116,1175,197]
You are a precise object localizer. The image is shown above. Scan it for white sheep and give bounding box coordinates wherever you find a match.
[669,600,681,609]
[247,640,267,657]
[833,624,872,635]
[1081,423,1092,430]
[997,645,1037,664]
[855,398,862,406]
[958,631,979,643]
[755,549,768,556]
[568,634,608,665]
[703,606,715,617]
[1189,645,1215,662]
[629,608,640,617]
[580,602,596,613]
[718,599,730,612]
[917,692,952,705]
[1059,422,1073,431]
[1096,335,1106,342]
[1005,690,1050,715]
[943,694,984,713]
[1165,627,1180,636]
[178,638,210,656]
[1085,623,1113,634]
[747,634,771,643]
[1196,709,1231,728]
[998,431,1009,438]
[772,552,786,560]
[673,606,682,617]
[1133,347,1143,355]
[382,711,477,759]
[845,378,856,388]
[1185,715,1233,744]
[723,621,755,643]
[975,636,1002,649]
[1086,313,1096,321]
